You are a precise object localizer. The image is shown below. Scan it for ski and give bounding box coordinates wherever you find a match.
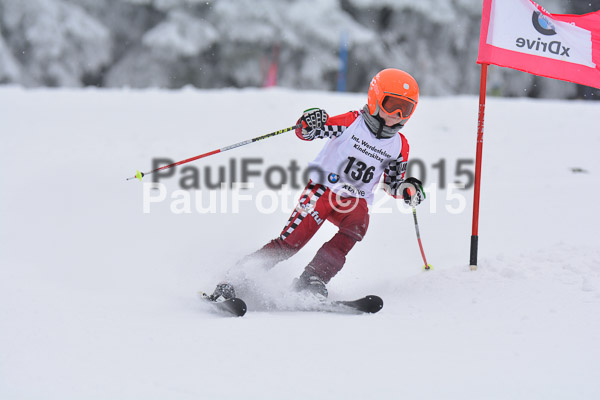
[320,295,384,314]
[198,292,247,317]
[198,292,382,316]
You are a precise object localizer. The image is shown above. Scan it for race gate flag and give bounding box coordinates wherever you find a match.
[478,0,600,89]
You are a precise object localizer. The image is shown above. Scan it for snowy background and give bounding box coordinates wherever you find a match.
[1,87,599,399]
[0,0,599,98]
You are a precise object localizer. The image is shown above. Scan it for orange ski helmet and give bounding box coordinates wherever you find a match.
[367,69,419,121]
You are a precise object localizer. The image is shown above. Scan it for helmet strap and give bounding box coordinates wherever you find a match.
[373,114,386,139]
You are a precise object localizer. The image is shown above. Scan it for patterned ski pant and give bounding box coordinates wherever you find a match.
[244,181,370,283]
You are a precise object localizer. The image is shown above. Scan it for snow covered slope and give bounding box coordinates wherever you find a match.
[1,87,599,399]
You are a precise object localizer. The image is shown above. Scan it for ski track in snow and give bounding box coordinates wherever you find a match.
[1,87,599,399]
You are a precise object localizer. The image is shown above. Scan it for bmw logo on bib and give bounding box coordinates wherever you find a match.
[328,173,340,184]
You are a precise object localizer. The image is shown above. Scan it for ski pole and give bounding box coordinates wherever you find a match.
[412,206,432,270]
[126,123,301,181]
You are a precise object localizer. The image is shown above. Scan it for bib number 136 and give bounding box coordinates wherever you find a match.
[343,156,375,183]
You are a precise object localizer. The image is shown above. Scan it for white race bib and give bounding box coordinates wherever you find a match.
[308,115,404,204]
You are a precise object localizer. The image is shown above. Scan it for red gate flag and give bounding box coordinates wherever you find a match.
[478,0,600,89]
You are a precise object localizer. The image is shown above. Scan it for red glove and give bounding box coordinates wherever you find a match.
[400,177,425,206]
[295,108,328,140]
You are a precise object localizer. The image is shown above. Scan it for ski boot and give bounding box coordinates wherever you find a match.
[205,282,236,302]
[293,270,328,300]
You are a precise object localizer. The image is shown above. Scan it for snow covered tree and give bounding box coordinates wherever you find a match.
[0,0,597,98]
[0,0,111,87]
[0,26,21,84]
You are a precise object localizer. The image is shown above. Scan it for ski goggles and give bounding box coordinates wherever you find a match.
[380,94,416,119]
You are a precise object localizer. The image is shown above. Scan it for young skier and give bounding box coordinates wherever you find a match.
[208,68,425,301]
